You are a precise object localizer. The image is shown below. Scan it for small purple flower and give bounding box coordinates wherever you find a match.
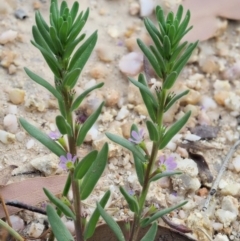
[59,153,77,170]
[128,189,135,196]
[48,130,62,140]
[158,156,177,172]
[129,129,144,144]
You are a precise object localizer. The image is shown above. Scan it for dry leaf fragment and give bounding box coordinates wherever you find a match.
[177,0,240,42]
[0,175,67,218]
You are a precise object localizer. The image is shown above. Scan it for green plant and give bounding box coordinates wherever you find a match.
[0,2,197,241]
[97,5,198,241]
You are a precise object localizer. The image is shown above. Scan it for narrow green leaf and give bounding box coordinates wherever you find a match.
[71,82,104,111]
[46,205,74,241]
[137,39,162,78]
[149,45,166,74]
[138,74,156,122]
[156,6,166,30]
[163,35,171,59]
[163,71,178,89]
[128,77,158,108]
[31,40,61,78]
[19,118,66,157]
[144,18,163,45]
[37,10,49,31]
[68,31,98,76]
[164,90,189,112]
[76,102,104,146]
[169,41,187,64]
[80,143,108,200]
[159,111,191,149]
[49,27,64,54]
[32,26,52,54]
[56,115,72,136]
[144,18,164,57]
[150,171,181,182]
[84,190,111,239]
[119,186,139,212]
[50,2,59,29]
[96,203,125,241]
[175,5,183,24]
[60,1,68,16]
[24,68,61,100]
[63,68,81,88]
[168,25,176,44]
[146,121,159,142]
[74,150,98,179]
[70,1,79,23]
[133,153,144,186]
[59,21,68,44]
[142,201,187,227]
[63,33,85,61]
[106,132,146,162]
[140,222,157,241]
[172,41,198,74]
[44,188,75,219]
[174,10,191,44]
[66,8,89,46]
[35,12,57,54]
[58,99,67,118]
[166,11,174,24]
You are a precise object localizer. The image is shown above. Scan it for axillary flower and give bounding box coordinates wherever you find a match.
[158,156,177,172]
[48,130,62,140]
[129,129,145,144]
[59,153,77,170]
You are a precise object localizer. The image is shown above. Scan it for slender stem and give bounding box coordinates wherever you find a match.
[0,194,12,227]
[129,89,167,241]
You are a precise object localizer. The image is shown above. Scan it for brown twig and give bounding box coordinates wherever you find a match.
[0,194,12,227]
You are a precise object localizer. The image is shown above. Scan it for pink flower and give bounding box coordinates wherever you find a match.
[48,130,62,140]
[59,153,77,170]
[158,156,177,172]
[129,129,144,144]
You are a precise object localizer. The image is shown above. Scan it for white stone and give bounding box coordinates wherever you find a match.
[63,220,75,235]
[30,154,60,176]
[221,196,239,215]
[232,155,240,173]
[26,139,35,149]
[27,222,45,238]
[0,30,18,44]
[96,45,114,62]
[16,131,26,142]
[220,181,240,197]
[10,215,24,231]
[175,158,199,177]
[83,79,96,90]
[129,2,140,15]
[8,105,18,114]
[184,133,201,142]
[215,209,237,227]
[139,0,155,17]
[224,93,240,112]
[3,114,18,133]
[213,234,229,241]
[0,130,15,144]
[200,96,217,110]
[166,141,177,151]
[119,52,143,76]
[107,26,119,38]
[85,124,99,142]
[116,106,129,120]
[213,80,231,91]
[212,222,223,231]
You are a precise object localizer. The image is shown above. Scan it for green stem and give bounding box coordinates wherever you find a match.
[0,219,24,241]
[129,89,167,241]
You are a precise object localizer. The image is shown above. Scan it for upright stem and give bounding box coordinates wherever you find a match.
[129,89,167,241]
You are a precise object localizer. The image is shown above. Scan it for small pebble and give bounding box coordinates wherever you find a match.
[8,105,18,114]
[16,131,26,142]
[0,30,18,44]
[8,88,25,105]
[89,63,108,79]
[129,2,140,15]
[10,216,24,231]
[3,114,18,133]
[0,130,15,144]
[213,234,229,241]
[26,139,35,149]
[33,1,41,10]
[27,222,45,238]
[96,45,114,62]
[115,106,129,120]
[139,0,155,17]
[107,26,119,38]
[119,52,143,76]
[215,209,237,227]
